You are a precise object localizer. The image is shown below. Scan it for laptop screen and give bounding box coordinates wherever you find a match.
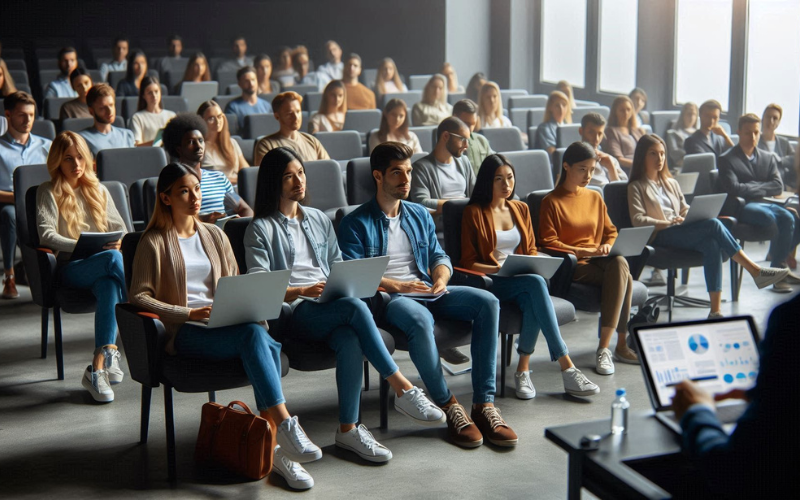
[636,318,760,409]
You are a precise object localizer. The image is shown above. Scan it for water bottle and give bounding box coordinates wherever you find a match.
[611,388,630,435]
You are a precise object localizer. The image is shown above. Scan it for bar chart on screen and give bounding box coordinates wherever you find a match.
[655,366,689,384]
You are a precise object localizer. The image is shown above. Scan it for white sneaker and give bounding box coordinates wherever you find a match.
[772,281,793,293]
[513,371,536,400]
[335,424,392,463]
[708,311,724,319]
[272,445,314,490]
[562,367,600,396]
[103,347,124,384]
[753,267,789,289]
[596,348,615,375]
[81,365,114,402]
[394,386,446,426]
[647,269,666,286]
[276,416,322,463]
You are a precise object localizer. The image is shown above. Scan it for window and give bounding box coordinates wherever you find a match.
[745,0,800,136]
[541,0,587,87]
[598,0,639,94]
[674,0,733,109]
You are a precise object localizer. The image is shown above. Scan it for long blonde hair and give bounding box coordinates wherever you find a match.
[422,74,448,107]
[197,100,235,169]
[556,80,576,110]
[477,81,504,126]
[542,90,572,125]
[608,95,640,129]
[319,80,347,114]
[376,58,404,97]
[46,132,108,239]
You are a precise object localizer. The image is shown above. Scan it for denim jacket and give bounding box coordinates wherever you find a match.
[338,197,452,285]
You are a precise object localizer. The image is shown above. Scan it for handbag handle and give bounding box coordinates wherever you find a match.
[227,400,254,414]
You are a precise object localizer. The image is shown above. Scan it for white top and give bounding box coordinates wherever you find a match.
[202,137,244,179]
[492,224,521,265]
[765,140,776,153]
[178,231,214,308]
[649,179,677,220]
[130,109,177,144]
[436,160,467,199]
[384,215,422,282]
[590,153,628,187]
[379,81,407,94]
[482,115,513,129]
[286,217,327,287]
[368,131,423,154]
[309,112,343,133]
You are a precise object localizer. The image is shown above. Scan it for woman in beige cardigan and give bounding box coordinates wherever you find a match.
[627,134,788,317]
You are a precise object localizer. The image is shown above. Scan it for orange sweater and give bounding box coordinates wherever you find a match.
[460,200,537,270]
[345,82,377,110]
[539,185,618,256]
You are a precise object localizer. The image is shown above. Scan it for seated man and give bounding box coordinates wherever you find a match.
[339,142,518,449]
[580,112,628,187]
[0,92,52,298]
[291,48,322,90]
[342,54,376,110]
[315,40,343,88]
[216,36,253,73]
[683,99,735,159]
[78,84,134,157]
[44,47,79,98]
[99,37,129,83]
[253,91,329,166]
[718,113,800,292]
[161,112,252,223]
[453,99,493,176]
[758,103,796,187]
[224,66,272,129]
[156,34,184,78]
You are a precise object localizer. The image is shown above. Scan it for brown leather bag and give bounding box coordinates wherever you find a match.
[195,400,276,480]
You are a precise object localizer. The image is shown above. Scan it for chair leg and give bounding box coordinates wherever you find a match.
[499,333,507,398]
[41,307,49,359]
[363,360,370,391]
[681,268,690,285]
[164,385,177,483]
[140,385,152,444]
[730,258,739,302]
[54,306,64,380]
[207,391,216,403]
[667,269,676,322]
[506,334,514,367]
[379,377,389,430]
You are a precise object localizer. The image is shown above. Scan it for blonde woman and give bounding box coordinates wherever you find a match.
[309,80,346,134]
[175,52,211,94]
[36,131,128,403]
[368,98,422,153]
[411,74,452,126]
[0,61,17,97]
[374,58,407,101]
[603,95,644,169]
[197,100,248,185]
[131,75,176,146]
[477,82,512,130]
[534,90,571,154]
[441,63,463,94]
[556,80,576,114]
[666,101,698,166]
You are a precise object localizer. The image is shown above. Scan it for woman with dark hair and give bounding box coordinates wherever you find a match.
[604,95,645,170]
[368,98,422,153]
[539,142,639,375]
[176,52,211,94]
[59,67,93,120]
[131,75,176,146]
[465,72,486,104]
[243,147,444,463]
[627,134,787,317]
[629,87,649,125]
[461,154,598,399]
[308,80,346,134]
[115,49,148,97]
[197,100,248,184]
[254,53,276,94]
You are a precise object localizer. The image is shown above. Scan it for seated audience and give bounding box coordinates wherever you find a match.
[130,76,176,146]
[718,113,800,292]
[603,95,645,170]
[441,63,463,93]
[273,47,297,88]
[666,101,698,166]
[629,87,649,125]
[78,84,134,156]
[534,90,571,154]
[411,74,452,126]
[37,131,128,402]
[759,103,796,187]
[198,100,248,184]
[369,98,421,153]
[115,49,148,97]
[254,92,330,165]
[579,112,627,186]
[44,47,79,98]
[339,142,517,448]
[253,53,275,94]
[244,147,443,463]
[374,58,407,102]
[0,92,52,299]
[316,40,343,88]
[683,99,734,159]
[175,52,211,94]
[216,36,253,73]
[99,37,129,83]
[129,162,315,489]
[342,54,376,110]
[0,61,17,97]
[627,134,787,315]
[453,99,493,175]
[539,142,640,374]
[461,154,600,399]
[224,66,273,129]
[556,81,576,112]
[465,72,486,104]
[155,34,184,77]
[478,81,514,129]
[291,47,321,90]
[309,80,346,134]
[59,68,93,120]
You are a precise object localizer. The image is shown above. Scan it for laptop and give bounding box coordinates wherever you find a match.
[187,270,291,329]
[674,172,700,196]
[682,193,727,225]
[495,254,562,279]
[300,256,390,303]
[588,226,654,258]
[70,231,124,261]
[632,316,760,434]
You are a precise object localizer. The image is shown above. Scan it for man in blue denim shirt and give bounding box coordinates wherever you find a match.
[339,142,518,449]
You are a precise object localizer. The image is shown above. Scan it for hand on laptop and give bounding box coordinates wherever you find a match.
[189,306,212,321]
[671,380,715,419]
[670,216,685,226]
[714,388,750,403]
[200,211,227,223]
[301,282,326,298]
[382,279,431,294]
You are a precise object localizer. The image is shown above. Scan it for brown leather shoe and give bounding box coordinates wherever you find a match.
[444,403,483,448]
[2,275,19,299]
[471,405,518,447]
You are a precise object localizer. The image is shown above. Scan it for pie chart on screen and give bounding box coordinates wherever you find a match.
[688,334,709,354]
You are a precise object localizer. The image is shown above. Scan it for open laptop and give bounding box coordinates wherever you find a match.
[187,270,291,329]
[588,226,654,258]
[300,256,390,303]
[632,316,760,434]
[674,172,699,196]
[495,254,562,279]
[682,193,727,225]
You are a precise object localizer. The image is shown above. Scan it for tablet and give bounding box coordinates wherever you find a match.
[70,231,124,261]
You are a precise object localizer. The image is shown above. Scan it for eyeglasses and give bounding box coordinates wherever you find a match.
[449,132,468,144]
[205,114,225,124]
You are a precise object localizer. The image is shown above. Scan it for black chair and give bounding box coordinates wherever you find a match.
[96,147,168,225]
[237,166,259,208]
[346,157,375,206]
[129,177,158,230]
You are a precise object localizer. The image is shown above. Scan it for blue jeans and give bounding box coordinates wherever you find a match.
[0,203,15,272]
[739,202,800,267]
[653,218,741,292]
[292,297,399,424]
[383,286,500,405]
[59,250,126,347]
[490,274,568,361]
[175,322,285,412]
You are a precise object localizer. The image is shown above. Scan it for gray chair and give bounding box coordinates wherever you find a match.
[243,113,278,140]
[179,81,219,114]
[287,84,320,98]
[719,121,732,134]
[31,120,56,140]
[408,75,432,91]
[129,176,157,230]
[161,96,189,114]
[359,68,378,89]
[527,108,546,129]
[574,99,600,107]
[107,71,126,89]
[551,147,567,183]
[680,153,717,196]
[480,127,525,153]
[225,83,240,95]
[62,116,125,132]
[556,124,582,148]
[121,97,139,121]
[38,69,63,93]
[305,160,348,219]
[96,147,168,225]
[316,130,363,161]
[346,157,374,205]
[5,59,27,71]
[499,89,528,111]
[651,111,681,137]
[572,106,610,123]
[237,166,259,208]
[232,136,255,165]
[212,94,237,112]
[215,69,238,94]
[381,90,422,110]
[527,126,538,150]
[305,92,323,113]
[343,109,382,134]
[509,108,531,130]
[447,92,466,105]
[410,126,436,152]
[509,95,547,109]
[9,69,29,85]
[225,113,239,136]
[43,97,73,120]
[503,150,553,198]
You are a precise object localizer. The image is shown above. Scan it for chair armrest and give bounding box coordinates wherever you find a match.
[539,248,578,299]
[718,216,737,232]
[626,245,652,281]
[450,266,493,289]
[720,195,745,218]
[20,245,58,307]
[115,303,166,388]
[267,302,293,342]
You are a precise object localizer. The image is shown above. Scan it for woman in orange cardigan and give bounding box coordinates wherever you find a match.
[539,142,639,376]
[461,154,599,399]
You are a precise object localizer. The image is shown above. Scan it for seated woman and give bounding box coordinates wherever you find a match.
[244,148,444,462]
[603,95,645,171]
[539,142,640,375]
[254,53,276,94]
[556,80,576,113]
[411,74,452,126]
[130,162,317,489]
[666,101,697,167]
[308,80,346,134]
[627,134,788,318]
[273,47,297,88]
[59,67,93,120]
[477,81,512,129]
[368,98,422,154]
[461,154,599,399]
[131,75,176,147]
[465,72,486,104]
[36,131,128,403]
[116,50,148,97]
[175,52,211,94]
[534,90,571,154]
[629,87,649,126]
[197,100,248,185]
[374,58,407,102]
[441,62,464,94]
[0,60,17,98]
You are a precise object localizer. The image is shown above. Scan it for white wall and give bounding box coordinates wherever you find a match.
[445,0,492,85]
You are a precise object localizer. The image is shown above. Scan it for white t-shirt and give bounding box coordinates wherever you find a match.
[492,224,521,265]
[482,115,513,128]
[286,217,327,287]
[765,140,776,153]
[384,215,422,282]
[649,179,677,220]
[436,160,467,199]
[130,109,177,144]
[178,232,214,308]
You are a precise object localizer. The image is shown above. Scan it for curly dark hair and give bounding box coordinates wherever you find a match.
[162,112,207,159]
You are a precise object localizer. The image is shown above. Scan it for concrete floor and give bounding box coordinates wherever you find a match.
[0,243,795,499]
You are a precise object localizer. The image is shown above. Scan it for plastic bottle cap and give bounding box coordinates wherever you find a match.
[616,388,626,396]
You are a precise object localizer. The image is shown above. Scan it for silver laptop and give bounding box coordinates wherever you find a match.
[301,256,390,303]
[188,270,291,329]
[633,316,760,434]
[682,193,727,225]
[674,172,700,195]
[588,226,654,258]
[496,254,562,279]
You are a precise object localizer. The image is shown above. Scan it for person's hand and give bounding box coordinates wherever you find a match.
[597,150,617,176]
[188,306,212,321]
[671,380,715,420]
[714,388,749,402]
[785,206,798,218]
[201,212,226,223]
[575,247,598,258]
[597,244,612,256]
[671,216,685,225]
[710,125,728,137]
[301,282,326,298]
[103,239,122,250]
[430,278,448,294]
[385,279,431,294]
